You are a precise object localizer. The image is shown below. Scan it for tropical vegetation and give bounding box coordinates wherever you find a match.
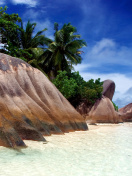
[112,102,118,112]
[0,7,86,77]
[40,23,87,79]
[52,71,103,107]
[0,6,104,107]
[0,7,51,72]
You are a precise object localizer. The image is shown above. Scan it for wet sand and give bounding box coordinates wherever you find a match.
[0,123,132,176]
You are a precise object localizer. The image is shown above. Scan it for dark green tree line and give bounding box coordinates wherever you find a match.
[52,71,103,107]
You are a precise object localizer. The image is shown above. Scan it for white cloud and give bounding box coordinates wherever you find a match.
[114,97,132,109]
[75,38,132,108]
[22,9,54,39]
[11,0,38,7]
[125,87,132,95]
[85,38,132,67]
[91,38,116,54]
[0,0,5,5]
[76,72,132,94]
[75,38,132,95]
[34,20,54,40]
[73,63,92,72]
[22,9,40,20]
[114,86,132,108]
[74,68,132,108]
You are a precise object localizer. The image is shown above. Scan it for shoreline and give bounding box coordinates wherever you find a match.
[0,122,131,150]
[0,122,131,176]
[88,122,132,130]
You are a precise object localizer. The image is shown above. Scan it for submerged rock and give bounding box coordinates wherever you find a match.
[86,96,122,124]
[0,53,88,148]
[102,79,115,100]
[119,103,132,122]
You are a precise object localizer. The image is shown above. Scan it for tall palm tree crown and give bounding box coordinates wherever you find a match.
[21,21,50,50]
[20,21,52,72]
[41,23,87,78]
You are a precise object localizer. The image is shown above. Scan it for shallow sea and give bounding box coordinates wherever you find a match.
[0,123,132,176]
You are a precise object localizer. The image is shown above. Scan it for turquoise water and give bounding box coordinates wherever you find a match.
[0,123,132,176]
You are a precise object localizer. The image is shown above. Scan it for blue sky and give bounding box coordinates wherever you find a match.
[1,0,132,108]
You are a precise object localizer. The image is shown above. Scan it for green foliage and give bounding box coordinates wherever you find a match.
[41,23,87,78]
[81,78,103,104]
[0,7,103,108]
[0,7,87,82]
[52,71,103,107]
[1,41,33,61]
[52,71,78,99]
[0,7,32,61]
[0,7,50,65]
[0,6,22,48]
[20,21,50,50]
[112,102,118,111]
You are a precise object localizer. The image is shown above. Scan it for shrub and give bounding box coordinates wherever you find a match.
[52,71,103,107]
[112,102,118,111]
[52,71,78,99]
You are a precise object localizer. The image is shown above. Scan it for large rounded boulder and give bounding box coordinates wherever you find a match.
[86,96,122,124]
[0,53,88,148]
[102,80,115,100]
[119,103,132,122]
[76,79,115,118]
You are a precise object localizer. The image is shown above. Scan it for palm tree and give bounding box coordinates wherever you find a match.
[21,21,50,49]
[0,11,51,67]
[0,8,51,75]
[40,23,87,79]
[20,21,52,72]
[20,21,51,55]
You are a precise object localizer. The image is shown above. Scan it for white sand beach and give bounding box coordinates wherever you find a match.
[0,123,132,176]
